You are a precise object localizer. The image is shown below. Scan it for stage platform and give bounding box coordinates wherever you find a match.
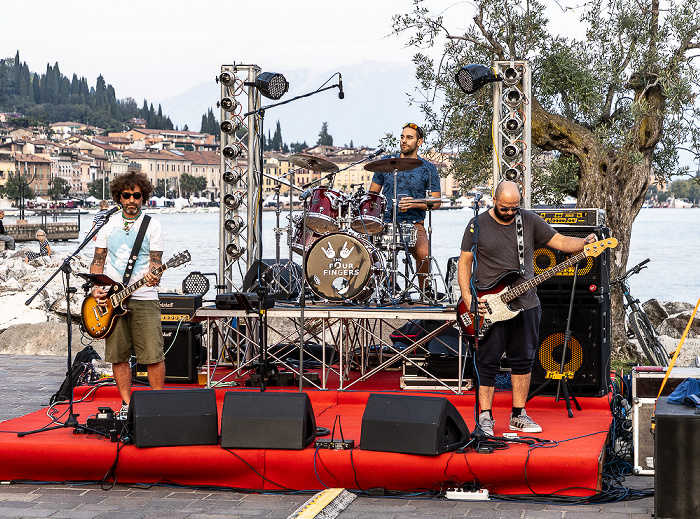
[0,376,612,496]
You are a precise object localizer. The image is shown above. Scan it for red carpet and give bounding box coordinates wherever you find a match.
[0,380,611,495]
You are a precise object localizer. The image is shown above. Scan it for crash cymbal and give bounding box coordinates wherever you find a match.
[363,157,424,173]
[411,198,452,206]
[288,154,339,173]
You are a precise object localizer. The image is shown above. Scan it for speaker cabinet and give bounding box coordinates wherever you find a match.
[533,225,610,293]
[654,398,700,518]
[220,392,316,450]
[135,322,202,383]
[128,389,218,448]
[360,393,468,455]
[530,291,610,396]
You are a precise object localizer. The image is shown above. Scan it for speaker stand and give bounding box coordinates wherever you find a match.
[527,263,583,417]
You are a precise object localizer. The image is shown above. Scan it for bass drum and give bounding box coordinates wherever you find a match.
[305,232,381,302]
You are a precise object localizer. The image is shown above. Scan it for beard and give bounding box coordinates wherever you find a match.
[494,207,517,222]
[123,203,141,216]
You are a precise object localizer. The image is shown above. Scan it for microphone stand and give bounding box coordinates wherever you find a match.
[18,209,120,437]
[241,80,341,393]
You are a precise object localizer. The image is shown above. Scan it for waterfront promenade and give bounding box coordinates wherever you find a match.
[0,355,654,519]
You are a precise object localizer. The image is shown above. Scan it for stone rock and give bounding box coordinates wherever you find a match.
[658,312,700,339]
[0,321,105,358]
[657,335,700,367]
[642,299,668,330]
[661,301,695,316]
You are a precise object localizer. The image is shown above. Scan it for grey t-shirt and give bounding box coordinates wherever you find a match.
[460,210,557,310]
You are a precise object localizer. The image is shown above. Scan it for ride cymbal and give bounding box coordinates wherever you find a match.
[363,157,423,173]
[288,154,339,173]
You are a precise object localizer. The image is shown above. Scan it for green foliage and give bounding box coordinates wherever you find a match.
[317,122,333,146]
[47,176,71,197]
[1,172,35,200]
[87,178,109,199]
[289,141,308,154]
[0,51,174,132]
[668,177,700,200]
[179,173,207,197]
[531,153,579,206]
[200,108,218,136]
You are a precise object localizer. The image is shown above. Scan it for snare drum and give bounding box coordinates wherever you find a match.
[351,192,386,235]
[290,216,322,255]
[306,187,346,233]
[379,222,418,249]
[305,232,383,302]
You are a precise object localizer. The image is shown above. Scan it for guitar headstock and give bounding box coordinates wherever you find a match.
[583,238,618,257]
[166,250,191,269]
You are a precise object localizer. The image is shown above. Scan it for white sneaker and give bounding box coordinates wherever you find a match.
[478,411,495,436]
[509,410,542,433]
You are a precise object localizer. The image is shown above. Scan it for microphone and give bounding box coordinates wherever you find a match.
[369,147,385,159]
[338,73,344,99]
[299,189,314,201]
[474,193,483,202]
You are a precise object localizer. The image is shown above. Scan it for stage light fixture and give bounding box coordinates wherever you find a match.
[222,143,242,159]
[502,66,521,86]
[220,118,242,135]
[226,243,244,258]
[503,143,521,160]
[224,215,245,234]
[503,88,523,108]
[504,166,523,181]
[224,192,244,210]
[223,167,243,184]
[219,97,239,112]
[254,72,289,100]
[455,64,502,94]
[504,116,523,135]
[217,71,236,87]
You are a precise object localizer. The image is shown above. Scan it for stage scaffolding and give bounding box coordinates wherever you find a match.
[193,306,468,393]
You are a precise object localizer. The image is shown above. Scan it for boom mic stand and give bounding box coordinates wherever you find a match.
[18,208,120,437]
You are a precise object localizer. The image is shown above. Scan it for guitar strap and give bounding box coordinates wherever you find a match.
[515,210,526,276]
[122,215,151,285]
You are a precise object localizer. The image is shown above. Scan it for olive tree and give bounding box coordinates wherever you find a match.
[393,0,700,355]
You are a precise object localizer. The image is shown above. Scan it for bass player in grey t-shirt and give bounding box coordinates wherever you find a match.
[457,181,596,436]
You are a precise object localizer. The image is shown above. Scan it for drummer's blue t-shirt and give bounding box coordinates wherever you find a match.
[371,154,440,224]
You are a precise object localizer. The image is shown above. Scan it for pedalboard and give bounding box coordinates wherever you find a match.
[314,439,355,450]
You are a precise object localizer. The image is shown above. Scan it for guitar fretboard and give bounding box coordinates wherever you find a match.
[111,263,169,305]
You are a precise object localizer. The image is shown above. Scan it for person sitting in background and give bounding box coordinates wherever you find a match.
[0,210,15,251]
[91,200,111,241]
[24,229,52,262]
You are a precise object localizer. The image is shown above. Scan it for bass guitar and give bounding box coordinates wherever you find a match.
[81,250,191,339]
[456,238,617,340]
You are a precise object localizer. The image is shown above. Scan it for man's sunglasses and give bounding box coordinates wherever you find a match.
[121,192,143,200]
[403,123,424,139]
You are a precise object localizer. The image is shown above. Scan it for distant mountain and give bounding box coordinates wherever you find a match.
[160,61,424,148]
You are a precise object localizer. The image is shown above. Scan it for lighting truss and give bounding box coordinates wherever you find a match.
[492,60,532,207]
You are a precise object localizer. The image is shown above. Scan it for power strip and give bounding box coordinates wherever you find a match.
[445,489,490,501]
[314,439,355,450]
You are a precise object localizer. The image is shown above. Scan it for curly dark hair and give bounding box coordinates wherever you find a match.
[110,170,154,205]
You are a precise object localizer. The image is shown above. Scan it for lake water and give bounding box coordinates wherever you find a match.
[41,207,700,304]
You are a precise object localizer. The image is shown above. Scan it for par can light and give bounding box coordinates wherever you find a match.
[222,143,242,159]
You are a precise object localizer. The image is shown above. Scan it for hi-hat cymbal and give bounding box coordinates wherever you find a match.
[363,157,423,173]
[288,154,339,173]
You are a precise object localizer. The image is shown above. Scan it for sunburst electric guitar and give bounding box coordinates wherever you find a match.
[456,238,617,340]
[81,250,191,339]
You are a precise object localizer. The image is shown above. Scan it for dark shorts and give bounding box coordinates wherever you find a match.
[476,306,541,386]
[105,299,165,365]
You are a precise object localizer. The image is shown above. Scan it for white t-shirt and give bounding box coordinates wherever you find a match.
[95,212,164,300]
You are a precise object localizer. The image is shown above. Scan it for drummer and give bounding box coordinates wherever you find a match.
[368,123,441,292]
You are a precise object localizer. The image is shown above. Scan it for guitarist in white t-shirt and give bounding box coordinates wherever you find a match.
[89,171,165,420]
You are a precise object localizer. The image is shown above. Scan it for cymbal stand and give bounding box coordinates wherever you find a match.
[390,166,400,299]
[419,199,448,304]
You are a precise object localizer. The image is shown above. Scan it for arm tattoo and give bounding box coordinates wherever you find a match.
[150,251,163,271]
[91,248,107,268]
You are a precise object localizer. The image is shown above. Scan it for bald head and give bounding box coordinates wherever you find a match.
[494,181,521,203]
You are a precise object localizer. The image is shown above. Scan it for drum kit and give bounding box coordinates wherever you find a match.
[258,153,451,305]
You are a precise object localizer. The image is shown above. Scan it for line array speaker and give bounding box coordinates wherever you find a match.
[135,322,202,383]
[128,389,218,447]
[220,392,316,450]
[530,291,611,396]
[360,393,468,455]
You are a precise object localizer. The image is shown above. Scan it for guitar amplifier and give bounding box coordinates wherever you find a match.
[534,208,605,227]
[159,293,202,322]
[135,322,203,383]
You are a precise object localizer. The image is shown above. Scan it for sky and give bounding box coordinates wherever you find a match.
[3,0,585,148]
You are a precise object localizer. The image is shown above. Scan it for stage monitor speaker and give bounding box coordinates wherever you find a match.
[135,322,202,383]
[360,393,468,455]
[128,389,218,448]
[530,291,611,397]
[533,225,611,294]
[242,258,301,301]
[220,392,316,450]
[654,398,700,519]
